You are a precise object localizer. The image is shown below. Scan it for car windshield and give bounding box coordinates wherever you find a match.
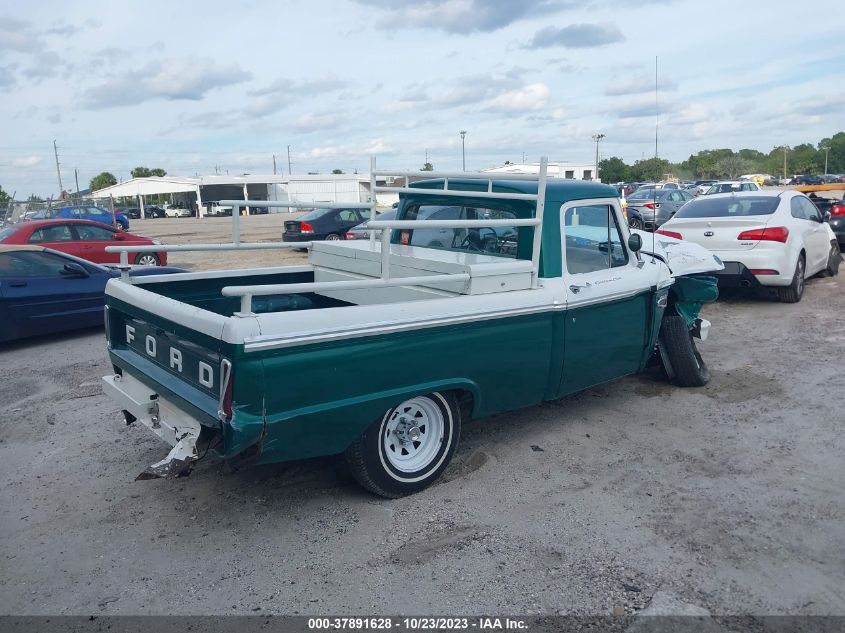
[299,208,334,221]
[629,190,670,200]
[674,196,780,218]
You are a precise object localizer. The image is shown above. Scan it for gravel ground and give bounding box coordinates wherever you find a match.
[0,215,843,621]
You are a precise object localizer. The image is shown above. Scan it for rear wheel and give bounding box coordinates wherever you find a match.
[325,233,342,241]
[135,253,160,266]
[345,392,460,498]
[628,217,643,230]
[824,242,841,277]
[658,315,709,387]
[778,254,805,303]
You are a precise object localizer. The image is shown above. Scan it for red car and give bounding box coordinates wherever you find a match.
[0,219,167,266]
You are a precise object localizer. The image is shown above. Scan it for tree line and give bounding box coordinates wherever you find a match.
[599,132,845,183]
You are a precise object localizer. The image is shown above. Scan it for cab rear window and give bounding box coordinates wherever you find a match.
[674,196,779,218]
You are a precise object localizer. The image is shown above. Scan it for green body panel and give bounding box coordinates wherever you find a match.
[254,312,553,463]
[558,289,655,396]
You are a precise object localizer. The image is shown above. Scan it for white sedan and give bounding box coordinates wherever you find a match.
[656,190,840,302]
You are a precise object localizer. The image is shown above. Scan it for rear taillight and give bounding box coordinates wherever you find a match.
[656,229,683,240]
[642,202,659,209]
[831,204,845,217]
[345,232,355,240]
[737,227,789,243]
[218,360,233,422]
[300,222,314,234]
[749,269,780,275]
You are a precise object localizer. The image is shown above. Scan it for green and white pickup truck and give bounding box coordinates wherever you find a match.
[102,160,722,497]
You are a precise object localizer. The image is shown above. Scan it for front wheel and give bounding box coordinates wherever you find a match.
[658,315,709,387]
[345,392,460,498]
[628,217,643,230]
[135,253,160,266]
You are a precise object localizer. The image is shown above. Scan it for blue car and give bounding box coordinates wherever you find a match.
[0,246,183,343]
[50,204,130,230]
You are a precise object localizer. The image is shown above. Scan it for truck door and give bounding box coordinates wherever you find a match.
[557,200,659,396]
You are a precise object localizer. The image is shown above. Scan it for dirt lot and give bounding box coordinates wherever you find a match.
[0,215,843,622]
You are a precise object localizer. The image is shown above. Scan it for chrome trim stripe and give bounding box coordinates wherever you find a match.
[243,304,560,352]
[566,286,658,310]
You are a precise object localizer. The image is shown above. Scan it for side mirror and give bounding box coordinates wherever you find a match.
[628,233,643,252]
[61,262,89,278]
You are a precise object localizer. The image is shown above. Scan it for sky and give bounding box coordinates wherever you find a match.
[1,0,844,197]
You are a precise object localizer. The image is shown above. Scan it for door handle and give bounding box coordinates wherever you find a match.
[569,282,591,294]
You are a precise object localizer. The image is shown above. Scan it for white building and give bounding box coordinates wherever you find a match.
[90,173,392,217]
[482,161,598,181]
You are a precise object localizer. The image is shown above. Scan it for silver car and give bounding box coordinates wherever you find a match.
[627,188,694,231]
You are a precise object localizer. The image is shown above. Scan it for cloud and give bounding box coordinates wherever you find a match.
[390,67,533,112]
[12,156,42,167]
[488,83,550,112]
[243,76,349,117]
[291,112,346,133]
[524,23,624,49]
[22,51,63,81]
[250,76,349,98]
[0,17,42,53]
[46,19,100,36]
[0,64,16,87]
[354,0,576,34]
[82,57,251,108]
[605,74,677,96]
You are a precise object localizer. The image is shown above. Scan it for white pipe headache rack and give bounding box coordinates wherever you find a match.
[108,156,550,315]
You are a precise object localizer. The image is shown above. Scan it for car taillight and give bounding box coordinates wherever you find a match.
[737,227,789,243]
[656,229,682,240]
[345,232,355,239]
[642,202,659,209]
[831,204,845,217]
[300,222,314,234]
[749,269,780,275]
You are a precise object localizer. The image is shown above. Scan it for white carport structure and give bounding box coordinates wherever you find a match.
[90,175,290,218]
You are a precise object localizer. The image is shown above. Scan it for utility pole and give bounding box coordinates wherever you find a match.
[287,145,292,175]
[822,146,830,175]
[74,168,79,195]
[53,140,63,194]
[592,133,605,182]
[459,130,467,171]
[781,146,788,179]
[273,154,277,175]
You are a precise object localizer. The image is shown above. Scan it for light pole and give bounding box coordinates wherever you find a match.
[781,145,789,180]
[460,130,467,171]
[592,133,605,182]
[822,146,830,175]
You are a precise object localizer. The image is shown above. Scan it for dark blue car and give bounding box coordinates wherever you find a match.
[0,246,183,343]
[50,204,130,230]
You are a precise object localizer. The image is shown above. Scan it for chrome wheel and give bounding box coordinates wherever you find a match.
[381,396,444,473]
[325,233,342,241]
[796,257,805,295]
[135,254,159,266]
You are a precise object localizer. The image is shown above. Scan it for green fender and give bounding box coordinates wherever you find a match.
[254,378,483,464]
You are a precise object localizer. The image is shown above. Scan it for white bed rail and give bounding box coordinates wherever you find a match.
[108,156,550,315]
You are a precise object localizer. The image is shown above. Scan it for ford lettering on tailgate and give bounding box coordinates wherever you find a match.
[123,317,220,395]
